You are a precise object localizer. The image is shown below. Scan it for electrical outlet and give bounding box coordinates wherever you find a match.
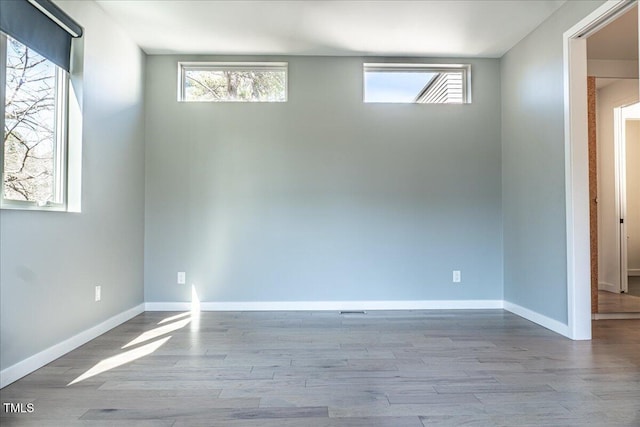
[177,272,186,285]
[452,270,461,283]
[95,285,101,302]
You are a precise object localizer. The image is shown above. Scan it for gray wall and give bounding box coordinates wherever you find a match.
[145,56,502,303]
[501,0,605,323]
[0,1,146,370]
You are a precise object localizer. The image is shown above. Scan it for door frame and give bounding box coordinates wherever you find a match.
[616,104,628,294]
[563,0,638,340]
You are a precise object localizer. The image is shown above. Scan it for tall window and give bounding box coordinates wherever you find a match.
[179,62,287,102]
[0,0,82,210]
[1,34,67,205]
[363,63,471,104]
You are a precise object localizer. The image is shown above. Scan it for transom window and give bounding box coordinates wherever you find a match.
[363,63,471,104]
[179,62,287,102]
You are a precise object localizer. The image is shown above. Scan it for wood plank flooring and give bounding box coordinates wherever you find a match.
[1,310,639,426]
[598,290,640,313]
[629,276,640,298]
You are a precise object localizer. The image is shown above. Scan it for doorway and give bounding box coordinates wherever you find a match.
[619,102,640,297]
[586,4,640,315]
[593,94,640,314]
[564,0,640,337]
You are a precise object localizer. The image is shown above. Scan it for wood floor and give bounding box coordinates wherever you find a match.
[1,310,639,426]
[598,290,640,313]
[628,276,640,298]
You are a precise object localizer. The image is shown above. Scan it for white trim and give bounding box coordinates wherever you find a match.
[65,36,84,213]
[145,300,504,312]
[628,269,640,276]
[615,105,627,294]
[179,61,288,70]
[563,0,634,341]
[564,33,591,341]
[593,312,640,320]
[598,282,619,293]
[503,301,570,337]
[0,304,144,388]
[145,302,192,311]
[364,63,470,71]
[619,102,640,292]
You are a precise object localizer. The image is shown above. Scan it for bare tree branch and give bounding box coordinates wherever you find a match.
[3,40,57,202]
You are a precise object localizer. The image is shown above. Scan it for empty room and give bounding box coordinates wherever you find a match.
[0,0,639,425]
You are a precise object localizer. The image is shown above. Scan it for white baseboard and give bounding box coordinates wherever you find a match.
[628,269,640,277]
[598,282,619,293]
[2,298,589,388]
[0,303,144,389]
[145,302,191,311]
[503,301,570,338]
[145,300,505,312]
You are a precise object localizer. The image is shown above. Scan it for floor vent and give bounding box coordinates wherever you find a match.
[339,311,367,315]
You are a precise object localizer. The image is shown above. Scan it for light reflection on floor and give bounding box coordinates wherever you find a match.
[121,318,191,349]
[158,311,191,325]
[68,285,202,386]
[67,336,171,385]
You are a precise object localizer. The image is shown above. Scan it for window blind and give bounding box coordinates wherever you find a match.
[0,0,82,71]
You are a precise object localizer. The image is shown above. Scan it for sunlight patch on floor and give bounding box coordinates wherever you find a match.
[67,336,171,385]
[68,287,204,386]
[158,311,191,325]
[122,318,191,349]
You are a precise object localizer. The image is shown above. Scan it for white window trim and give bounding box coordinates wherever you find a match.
[177,61,288,103]
[0,35,6,204]
[363,63,472,104]
[52,68,69,208]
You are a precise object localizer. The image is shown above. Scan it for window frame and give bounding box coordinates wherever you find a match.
[0,32,70,211]
[362,63,472,104]
[178,61,288,103]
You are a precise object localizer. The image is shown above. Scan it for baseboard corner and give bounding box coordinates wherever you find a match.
[503,301,570,338]
[0,303,144,389]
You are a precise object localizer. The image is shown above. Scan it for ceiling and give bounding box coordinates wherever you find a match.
[587,5,638,60]
[95,0,567,57]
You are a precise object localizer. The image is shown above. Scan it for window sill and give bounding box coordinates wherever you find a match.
[0,201,68,212]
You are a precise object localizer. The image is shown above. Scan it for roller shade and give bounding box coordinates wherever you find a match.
[0,0,82,71]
